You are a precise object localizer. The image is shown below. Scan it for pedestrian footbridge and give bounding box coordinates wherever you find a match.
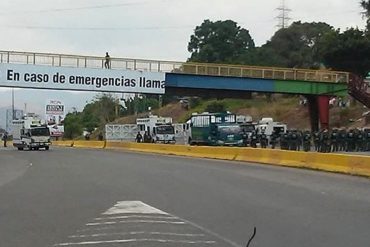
[1,50,367,130]
[0,50,349,96]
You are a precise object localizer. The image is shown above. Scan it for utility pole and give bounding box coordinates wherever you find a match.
[115,93,119,118]
[12,88,15,120]
[276,0,292,29]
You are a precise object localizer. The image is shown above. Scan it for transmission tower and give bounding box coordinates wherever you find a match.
[276,0,292,29]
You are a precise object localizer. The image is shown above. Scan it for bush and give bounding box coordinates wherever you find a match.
[189,97,201,109]
[63,112,83,139]
[339,108,351,123]
[205,101,227,113]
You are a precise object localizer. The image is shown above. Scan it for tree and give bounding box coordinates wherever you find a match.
[361,0,370,30]
[63,112,83,139]
[319,28,370,76]
[63,94,121,139]
[81,103,100,133]
[251,21,335,68]
[188,19,255,63]
[122,95,159,116]
[205,101,226,113]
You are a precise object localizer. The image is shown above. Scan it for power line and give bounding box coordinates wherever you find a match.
[0,24,194,31]
[0,0,173,16]
[275,0,292,29]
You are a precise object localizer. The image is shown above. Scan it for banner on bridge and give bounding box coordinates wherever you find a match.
[0,64,166,94]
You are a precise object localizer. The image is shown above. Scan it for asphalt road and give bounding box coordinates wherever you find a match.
[0,146,370,247]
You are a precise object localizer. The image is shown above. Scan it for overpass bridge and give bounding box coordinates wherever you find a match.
[0,50,368,131]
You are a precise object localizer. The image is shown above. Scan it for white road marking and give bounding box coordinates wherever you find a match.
[69,231,206,238]
[102,201,167,215]
[170,214,241,247]
[94,215,176,220]
[56,201,240,246]
[86,220,185,226]
[54,238,217,246]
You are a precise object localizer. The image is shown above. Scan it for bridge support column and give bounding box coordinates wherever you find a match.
[307,95,319,132]
[307,95,330,131]
[318,95,330,130]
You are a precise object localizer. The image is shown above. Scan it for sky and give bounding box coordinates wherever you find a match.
[0,0,367,126]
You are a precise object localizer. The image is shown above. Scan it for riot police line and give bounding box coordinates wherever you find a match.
[247,128,370,153]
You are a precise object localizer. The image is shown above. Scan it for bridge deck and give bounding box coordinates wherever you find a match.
[0,50,349,84]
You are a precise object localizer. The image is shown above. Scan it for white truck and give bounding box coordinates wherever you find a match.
[12,116,51,151]
[256,118,287,137]
[153,124,176,144]
[136,115,176,144]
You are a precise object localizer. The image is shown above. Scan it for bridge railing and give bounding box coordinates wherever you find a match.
[0,50,349,84]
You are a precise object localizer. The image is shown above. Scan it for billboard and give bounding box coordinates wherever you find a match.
[45,100,65,137]
[0,63,166,94]
[46,100,65,116]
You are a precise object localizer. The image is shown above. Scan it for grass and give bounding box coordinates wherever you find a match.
[177,96,299,123]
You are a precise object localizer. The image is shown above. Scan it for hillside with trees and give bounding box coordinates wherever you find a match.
[64,1,370,138]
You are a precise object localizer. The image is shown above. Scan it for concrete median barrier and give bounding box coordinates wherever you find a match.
[52,141,74,147]
[73,141,106,149]
[62,140,370,177]
[106,142,238,160]
[105,141,131,150]
[236,148,370,177]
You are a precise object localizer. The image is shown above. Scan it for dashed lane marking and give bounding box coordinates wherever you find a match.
[102,201,167,215]
[68,232,206,238]
[55,238,217,246]
[85,220,186,226]
[94,215,177,221]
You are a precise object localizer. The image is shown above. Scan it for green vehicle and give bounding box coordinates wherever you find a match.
[188,112,238,146]
[212,124,245,146]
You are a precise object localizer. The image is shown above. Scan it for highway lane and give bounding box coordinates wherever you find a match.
[0,146,370,247]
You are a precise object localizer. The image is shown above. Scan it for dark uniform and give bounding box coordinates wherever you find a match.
[98,133,104,141]
[313,131,320,152]
[104,52,111,69]
[250,132,258,148]
[242,132,249,147]
[280,132,289,150]
[143,132,151,143]
[297,131,303,151]
[338,129,347,151]
[365,129,370,151]
[259,132,268,148]
[346,130,355,152]
[135,132,143,143]
[270,131,278,149]
[356,130,365,152]
[320,130,331,153]
[302,131,312,152]
[330,129,339,152]
[2,132,8,147]
[289,131,298,151]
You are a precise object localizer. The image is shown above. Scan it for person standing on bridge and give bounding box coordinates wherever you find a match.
[104,52,111,69]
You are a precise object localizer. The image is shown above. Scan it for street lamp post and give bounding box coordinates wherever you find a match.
[12,88,15,120]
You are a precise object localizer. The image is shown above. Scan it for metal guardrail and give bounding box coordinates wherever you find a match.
[0,50,349,84]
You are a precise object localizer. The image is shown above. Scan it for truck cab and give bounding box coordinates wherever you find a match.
[256,118,287,138]
[136,115,176,144]
[12,116,51,151]
[153,124,176,144]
